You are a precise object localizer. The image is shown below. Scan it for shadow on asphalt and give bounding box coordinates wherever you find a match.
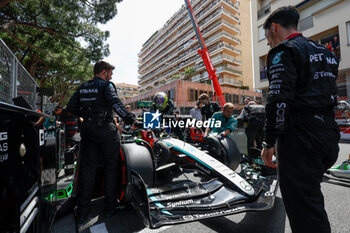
[76,196,146,233]
[323,175,350,188]
[198,197,287,233]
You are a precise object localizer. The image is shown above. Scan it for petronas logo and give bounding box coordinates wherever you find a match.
[272,51,284,64]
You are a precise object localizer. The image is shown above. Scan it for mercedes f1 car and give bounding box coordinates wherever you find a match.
[112,126,278,228]
[56,124,278,229]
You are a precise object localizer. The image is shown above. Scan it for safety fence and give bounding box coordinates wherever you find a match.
[0,38,54,113]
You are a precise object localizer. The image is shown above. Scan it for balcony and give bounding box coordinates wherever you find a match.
[257,4,270,20]
[216,64,242,76]
[139,0,238,70]
[298,15,314,32]
[219,78,243,87]
[222,0,239,11]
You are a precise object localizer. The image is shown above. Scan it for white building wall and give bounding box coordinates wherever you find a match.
[252,0,350,95]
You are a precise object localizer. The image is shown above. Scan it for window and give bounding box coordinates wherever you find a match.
[347,21,350,45]
[260,66,267,81]
[167,90,170,99]
[170,88,175,100]
[240,95,245,104]
[189,89,195,101]
[232,94,239,104]
[224,93,232,103]
[258,25,266,41]
[209,91,213,101]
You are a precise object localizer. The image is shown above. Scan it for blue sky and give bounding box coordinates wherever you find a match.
[98,0,185,85]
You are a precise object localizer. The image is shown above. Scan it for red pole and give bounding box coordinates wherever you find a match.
[184,0,225,107]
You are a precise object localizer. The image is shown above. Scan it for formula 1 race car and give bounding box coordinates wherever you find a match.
[112,126,278,228]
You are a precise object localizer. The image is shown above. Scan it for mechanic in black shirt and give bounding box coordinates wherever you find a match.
[66,61,135,223]
[199,93,221,121]
[261,6,340,233]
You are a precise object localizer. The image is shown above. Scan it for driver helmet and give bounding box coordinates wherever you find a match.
[153,92,168,111]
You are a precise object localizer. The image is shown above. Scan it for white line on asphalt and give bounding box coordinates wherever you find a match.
[90,222,109,233]
[137,226,171,233]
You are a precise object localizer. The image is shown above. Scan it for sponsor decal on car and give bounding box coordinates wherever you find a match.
[182,206,246,220]
[166,199,194,208]
[0,132,8,163]
[264,179,278,197]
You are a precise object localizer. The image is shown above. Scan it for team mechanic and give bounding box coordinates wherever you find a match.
[260,6,340,233]
[66,61,135,224]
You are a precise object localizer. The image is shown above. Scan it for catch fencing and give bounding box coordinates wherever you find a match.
[0,38,53,113]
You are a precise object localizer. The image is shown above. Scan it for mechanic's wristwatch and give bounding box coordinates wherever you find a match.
[262,141,274,149]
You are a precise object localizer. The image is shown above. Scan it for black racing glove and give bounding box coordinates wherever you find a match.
[124,115,135,125]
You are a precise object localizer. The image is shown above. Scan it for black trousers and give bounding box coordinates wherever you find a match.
[77,122,120,217]
[277,115,339,233]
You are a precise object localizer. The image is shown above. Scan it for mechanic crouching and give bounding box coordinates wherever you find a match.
[204,102,237,137]
[66,61,135,224]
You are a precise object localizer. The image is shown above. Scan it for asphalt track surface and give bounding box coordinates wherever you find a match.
[53,142,350,233]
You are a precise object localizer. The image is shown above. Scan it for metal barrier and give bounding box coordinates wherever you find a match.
[0,39,15,104]
[0,38,52,110]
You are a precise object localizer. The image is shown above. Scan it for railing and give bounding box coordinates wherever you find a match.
[139,0,222,70]
[257,4,271,20]
[219,78,243,86]
[0,39,15,104]
[139,0,237,71]
[0,39,39,109]
[222,19,240,33]
[223,0,239,12]
[223,8,239,21]
[223,54,241,65]
[140,29,241,83]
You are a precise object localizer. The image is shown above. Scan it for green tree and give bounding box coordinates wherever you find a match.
[0,0,122,104]
[184,67,196,76]
[171,74,181,79]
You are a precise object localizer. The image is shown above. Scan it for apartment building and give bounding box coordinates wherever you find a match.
[124,80,261,115]
[252,0,350,102]
[115,83,139,101]
[127,0,260,113]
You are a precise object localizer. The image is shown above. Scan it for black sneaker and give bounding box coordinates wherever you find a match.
[104,205,126,219]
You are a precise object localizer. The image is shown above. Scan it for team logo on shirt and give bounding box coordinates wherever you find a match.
[272,51,284,64]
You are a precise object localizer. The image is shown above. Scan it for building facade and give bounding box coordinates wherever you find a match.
[114,83,139,101]
[124,79,261,115]
[251,0,350,103]
[129,0,260,113]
